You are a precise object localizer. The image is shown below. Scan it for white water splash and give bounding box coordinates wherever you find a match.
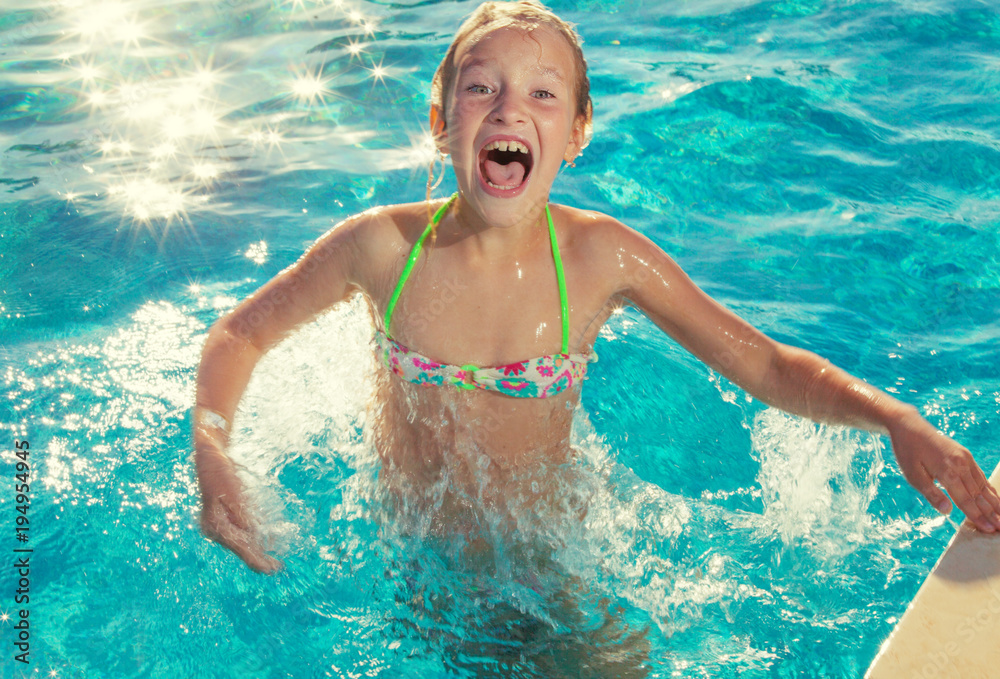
[750,407,885,556]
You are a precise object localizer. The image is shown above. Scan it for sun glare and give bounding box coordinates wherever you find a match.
[151,143,177,159]
[36,0,390,229]
[73,59,103,84]
[407,132,437,167]
[290,68,330,105]
[109,177,189,225]
[345,39,366,60]
[113,17,146,47]
[368,59,390,86]
[74,3,128,39]
[192,163,219,182]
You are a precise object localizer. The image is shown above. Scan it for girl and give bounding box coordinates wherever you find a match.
[194,0,1000,587]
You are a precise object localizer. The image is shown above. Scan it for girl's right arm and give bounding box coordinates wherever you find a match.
[606,218,1000,533]
[194,211,372,572]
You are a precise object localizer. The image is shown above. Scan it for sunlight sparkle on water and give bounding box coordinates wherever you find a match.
[186,54,223,89]
[407,133,437,167]
[151,142,177,159]
[161,114,188,139]
[368,59,390,85]
[14,0,402,228]
[192,163,219,182]
[169,82,203,109]
[108,178,188,223]
[68,1,148,48]
[191,108,223,138]
[112,17,147,47]
[346,39,366,59]
[88,90,110,109]
[124,98,166,122]
[72,2,128,38]
[246,125,287,152]
[72,59,103,84]
[245,241,269,265]
[290,68,331,105]
[99,139,130,156]
[266,128,285,148]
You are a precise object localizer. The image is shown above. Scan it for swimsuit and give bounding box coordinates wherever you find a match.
[376,194,597,398]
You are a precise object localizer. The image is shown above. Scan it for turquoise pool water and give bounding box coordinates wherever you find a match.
[2,0,999,676]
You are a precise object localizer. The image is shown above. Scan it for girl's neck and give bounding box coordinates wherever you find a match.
[440,194,550,264]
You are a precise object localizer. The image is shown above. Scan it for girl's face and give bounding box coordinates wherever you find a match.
[434,25,587,226]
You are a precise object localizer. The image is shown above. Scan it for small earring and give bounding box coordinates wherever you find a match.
[566,159,576,168]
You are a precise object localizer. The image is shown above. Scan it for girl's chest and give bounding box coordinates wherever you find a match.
[376,248,616,366]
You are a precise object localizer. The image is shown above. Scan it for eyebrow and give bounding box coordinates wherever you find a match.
[537,67,567,83]
[459,58,568,82]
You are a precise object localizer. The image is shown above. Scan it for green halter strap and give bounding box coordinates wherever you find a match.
[383,194,570,356]
[383,194,456,338]
[546,203,570,355]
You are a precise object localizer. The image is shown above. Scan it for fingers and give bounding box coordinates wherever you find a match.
[888,414,1000,533]
[925,460,1000,533]
[202,503,283,574]
[962,469,1000,516]
[946,462,1000,533]
[909,464,952,515]
[964,483,1000,533]
[966,482,1000,515]
[226,531,284,574]
[198,457,284,573]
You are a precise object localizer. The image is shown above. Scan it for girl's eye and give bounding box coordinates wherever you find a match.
[533,90,554,99]
[467,84,493,94]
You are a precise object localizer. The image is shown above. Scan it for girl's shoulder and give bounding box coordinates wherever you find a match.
[547,204,634,300]
[343,200,432,247]
[344,200,444,256]
[548,203,681,300]
[330,200,448,296]
[551,203,672,259]
[547,202,639,261]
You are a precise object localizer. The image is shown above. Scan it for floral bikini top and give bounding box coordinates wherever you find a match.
[376,194,598,399]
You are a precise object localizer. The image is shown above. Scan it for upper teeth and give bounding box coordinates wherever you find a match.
[484,140,529,154]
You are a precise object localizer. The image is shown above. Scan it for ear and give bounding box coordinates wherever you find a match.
[430,105,447,152]
[563,112,591,164]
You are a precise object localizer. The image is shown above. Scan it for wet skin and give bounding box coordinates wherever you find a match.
[193,25,1000,575]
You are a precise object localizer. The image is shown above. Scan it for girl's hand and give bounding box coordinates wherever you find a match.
[198,455,283,574]
[889,410,1000,533]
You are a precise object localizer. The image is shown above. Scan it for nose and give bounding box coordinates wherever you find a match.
[489,91,526,125]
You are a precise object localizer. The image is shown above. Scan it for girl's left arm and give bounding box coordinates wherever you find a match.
[609,220,1000,532]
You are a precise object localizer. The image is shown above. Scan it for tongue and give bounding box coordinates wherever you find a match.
[483,159,526,188]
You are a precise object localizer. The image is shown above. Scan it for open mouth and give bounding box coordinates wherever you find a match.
[478,139,533,193]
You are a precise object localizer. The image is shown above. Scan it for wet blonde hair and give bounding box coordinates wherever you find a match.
[425,1,594,224]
